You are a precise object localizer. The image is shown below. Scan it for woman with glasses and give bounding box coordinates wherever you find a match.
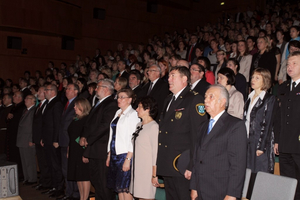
[106,88,140,200]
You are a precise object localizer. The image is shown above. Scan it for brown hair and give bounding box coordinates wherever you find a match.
[252,68,272,90]
[74,97,91,119]
[117,88,136,103]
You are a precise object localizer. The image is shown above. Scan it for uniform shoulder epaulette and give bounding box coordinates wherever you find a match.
[193,91,198,95]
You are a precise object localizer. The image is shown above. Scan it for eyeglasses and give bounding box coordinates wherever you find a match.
[190,68,200,72]
[117,96,130,100]
[96,85,107,89]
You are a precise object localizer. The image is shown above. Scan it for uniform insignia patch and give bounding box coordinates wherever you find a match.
[196,103,205,116]
[175,111,182,119]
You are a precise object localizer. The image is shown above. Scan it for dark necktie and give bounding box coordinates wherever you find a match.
[167,96,175,112]
[147,82,153,95]
[292,82,296,92]
[42,100,49,114]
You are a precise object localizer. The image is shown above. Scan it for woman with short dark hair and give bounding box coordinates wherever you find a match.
[130,96,159,200]
[217,68,244,119]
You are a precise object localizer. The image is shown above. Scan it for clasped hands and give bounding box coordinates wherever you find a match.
[79,137,88,147]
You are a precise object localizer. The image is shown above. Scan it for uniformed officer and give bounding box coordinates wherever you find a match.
[275,51,300,200]
[156,66,207,200]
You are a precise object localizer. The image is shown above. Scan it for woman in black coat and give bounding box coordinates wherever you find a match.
[244,68,277,173]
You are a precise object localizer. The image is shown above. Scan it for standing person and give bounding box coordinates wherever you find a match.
[79,79,118,200]
[32,86,51,191]
[190,85,247,200]
[190,63,210,97]
[41,84,64,198]
[217,68,244,119]
[16,95,37,185]
[186,34,198,64]
[237,40,253,83]
[6,91,26,179]
[157,66,207,200]
[67,98,91,200]
[214,50,227,83]
[275,51,300,200]
[244,68,276,173]
[57,83,79,200]
[106,88,140,200]
[130,96,159,200]
[197,56,215,85]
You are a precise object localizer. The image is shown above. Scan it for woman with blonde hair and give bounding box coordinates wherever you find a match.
[67,97,92,200]
[251,37,277,82]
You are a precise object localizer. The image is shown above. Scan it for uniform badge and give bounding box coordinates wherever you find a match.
[175,111,182,119]
[196,103,205,116]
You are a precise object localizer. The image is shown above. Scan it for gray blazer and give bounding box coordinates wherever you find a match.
[16,105,36,147]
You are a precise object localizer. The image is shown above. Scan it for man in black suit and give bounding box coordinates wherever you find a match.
[116,60,129,80]
[156,67,207,200]
[129,70,142,101]
[80,79,118,200]
[41,84,64,198]
[190,85,247,200]
[275,51,300,200]
[139,64,169,122]
[6,91,26,179]
[19,78,31,99]
[32,86,51,190]
[57,83,79,200]
[190,63,210,97]
[186,34,198,64]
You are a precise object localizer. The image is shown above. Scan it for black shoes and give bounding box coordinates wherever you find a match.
[49,190,64,198]
[41,187,56,194]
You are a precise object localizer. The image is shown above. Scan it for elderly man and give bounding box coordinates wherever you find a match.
[191,85,247,200]
[190,63,210,97]
[157,66,207,200]
[80,79,118,200]
[140,64,169,121]
[16,95,37,185]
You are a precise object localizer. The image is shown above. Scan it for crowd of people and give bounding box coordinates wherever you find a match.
[1,1,300,200]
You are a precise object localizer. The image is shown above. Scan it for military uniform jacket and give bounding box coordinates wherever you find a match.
[157,86,207,177]
[275,81,300,153]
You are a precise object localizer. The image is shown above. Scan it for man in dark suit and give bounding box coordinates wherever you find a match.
[190,85,247,200]
[32,86,51,190]
[116,60,129,80]
[190,63,210,97]
[16,94,37,185]
[41,84,64,198]
[129,70,142,96]
[6,91,26,178]
[139,64,169,122]
[19,78,31,98]
[0,94,13,155]
[57,83,79,200]
[186,34,198,64]
[156,67,207,200]
[275,51,300,200]
[80,79,118,200]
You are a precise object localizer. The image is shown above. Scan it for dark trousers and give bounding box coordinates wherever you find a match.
[163,176,190,200]
[89,158,114,200]
[44,144,63,190]
[279,152,300,200]
[36,144,51,187]
[61,147,79,198]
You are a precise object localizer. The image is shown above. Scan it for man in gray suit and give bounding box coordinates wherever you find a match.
[190,85,247,200]
[16,94,37,184]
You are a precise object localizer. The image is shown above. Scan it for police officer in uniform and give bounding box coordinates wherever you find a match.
[275,51,300,200]
[156,66,207,200]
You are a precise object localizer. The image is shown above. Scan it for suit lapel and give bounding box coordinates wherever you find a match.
[201,112,226,148]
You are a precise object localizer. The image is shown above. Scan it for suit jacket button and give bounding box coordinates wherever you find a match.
[287,114,289,117]
[171,119,173,122]
[159,143,161,145]
[200,161,202,164]
[287,106,290,109]
[159,131,161,133]
[165,131,168,134]
[165,145,167,147]
[287,122,289,125]
[288,99,291,102]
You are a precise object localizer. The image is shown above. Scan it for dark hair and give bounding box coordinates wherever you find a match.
[130,70,142,81]
[288,40,300,49]
[68,83,79,91]
[290,25,300,32]
[77,78,88,92]
[247,36,257,43]
[137,96,158,119]
[30,85,39,93]
[197,56,211,69]
[170,66,191,83]
[192,63,205,74]
[218,68,236,85]
[227,58,240,72]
